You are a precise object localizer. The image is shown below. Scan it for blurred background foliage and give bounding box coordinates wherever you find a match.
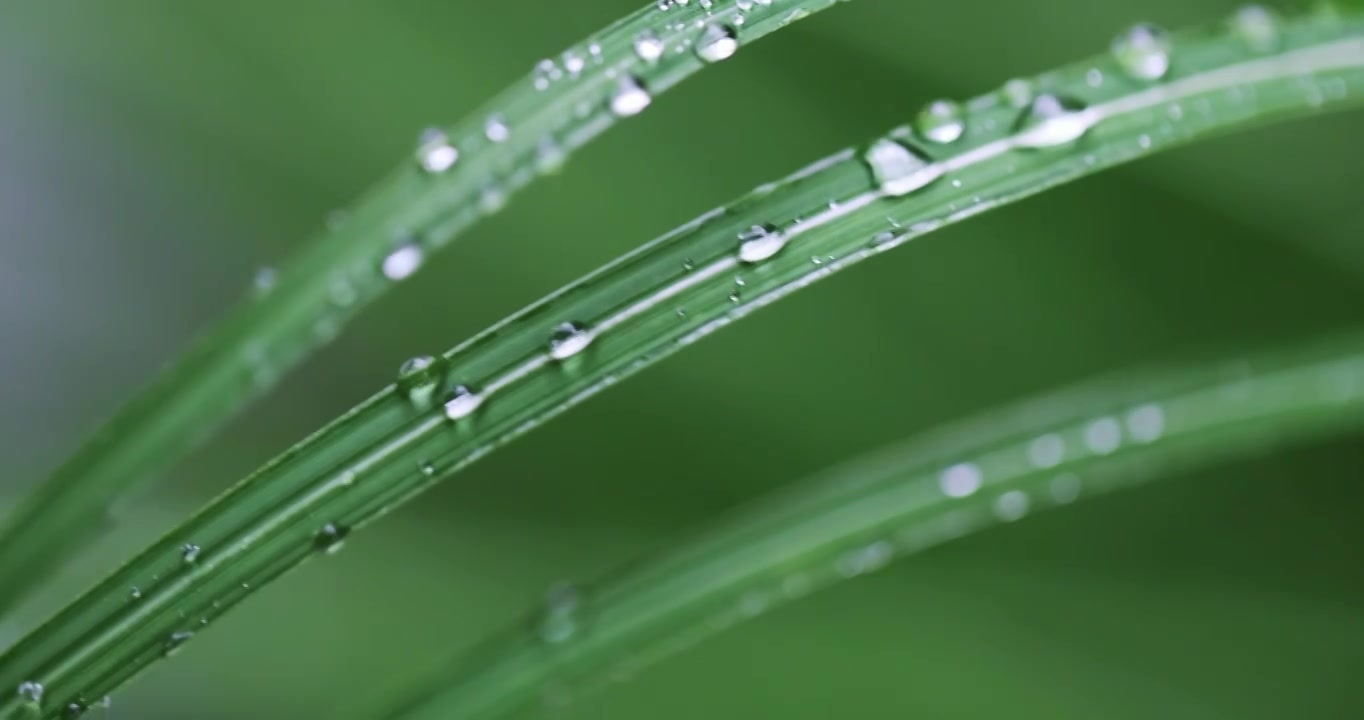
[1,0,1362,717]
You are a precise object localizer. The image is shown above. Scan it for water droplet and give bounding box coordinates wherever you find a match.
[914,100,965,144]
[1086,68,1104,87]
[181,544,201,564]
[696,24,739,62]
[17,681,43,706]
[634,31,666,62]
[993,491,1029,521]
[416,128,458,173]
[540,583,580,644]
[443,385,484,421]
[253,267,277,295]
[536,137,567,174]
[737,224,786,263]
[609,76,652,117]
[562,51,585,75]
[420,460,437,476]
[381,242,424,281]
[728,291,741,304]
[549,322,595,360]
[399,355,435,377]
[163,631,194,657]
[1002,78,1033,107]
[315,523,349,555]
[129,587,143,600]
[1014,95,1094,149]
[1111,23,1172,80]
[1084,417,1122,454]
[940,463,982,498]
[1050,473,1081,503]
[1125,404,1165,443]
[484,115,510,143]
[1233,5,1280,51]
[838,541,893,576]
[1028,434,1065,468]
[865,138,942,196]
[66,701,85,718]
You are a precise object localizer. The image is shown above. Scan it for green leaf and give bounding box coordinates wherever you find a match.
[380,328,1364,720]
[0,0,841,616]
[2,8,1362,717]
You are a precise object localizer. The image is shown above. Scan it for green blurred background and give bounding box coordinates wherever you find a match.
[2,0,1363,717]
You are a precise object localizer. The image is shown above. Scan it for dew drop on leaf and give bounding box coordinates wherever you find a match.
[695,24,739,63]
[381,242,424,281]
[914,99,966,144]
[181,544,201,564]
[314,523,349,555]
[443,385,484,421]
[864,138,941,196]
[633,30,666,62]
[1013,94,1094,149]
[549,322,595,360]
[1111,23,1173,80]
[17,681,44,707]
[609,76,652,117]
[1232,4,1280,51]
[416,128,458,174]
[736,224,786,263]
[540,583,580,644]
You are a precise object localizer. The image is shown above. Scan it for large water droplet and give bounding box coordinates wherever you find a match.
[1233,5,1280,51]
[737,224,786,263]
[1013,95,1094,149]
[443,385,484,421]
[381,242,424,281]
[865,138,942,196]
[17,681,43,707]
[1084,417,1122,454]
[1111,23,1173,80]
[398,356,441,408]
[181,544,201,564]
[633,31,666,62]
[416,128,459,174]
[549,322,595,360]
[696,24,739,63]
[914,100,966,144]
[540,583,580,644]
[609,76,652,117]
[1125,404,1165,443]
[315,523,349,555]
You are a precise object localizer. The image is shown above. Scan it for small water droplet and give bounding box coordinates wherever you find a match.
[416,128,458,173]
[1085,68,1104,87]
[865,138,942,196]
[609,76,652,117]
[381,242,424,281]
[940,463,982,498]
[993,491,1030,521]
[420,460,437,476]
[1050,473,1082,503]
[484,115,510,143]
[1014,94,1094,149]
[1002,78,1033,107]
[253,267,277,295]
[696,24,739,62]
[1028,434,1065,469]
[315,523,349,555]
[562,51,585,75]
[1125,404,1165,443]
[540,583,580,644]
[129,587,143,600]
[443,385,485,421]
[837,541,893,577]
[17,681,44,706]
[914,99,966,144]
[163,631,194,657]
[736,223,786,263]
[682,258,696,271]
[634,31,666,62]
[1111,23,1172,80]
[181,544,201,564]
[1084,417,1122,454]
[66,701,85,718]
[549,322,595,360]
[399,356,435,377]
[536,137,567,174]
[1233,5,1280,51]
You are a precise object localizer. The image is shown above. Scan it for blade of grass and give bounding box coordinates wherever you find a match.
[379,328,1364,720]
[3,8,1362,717]
[0,0,843,616]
